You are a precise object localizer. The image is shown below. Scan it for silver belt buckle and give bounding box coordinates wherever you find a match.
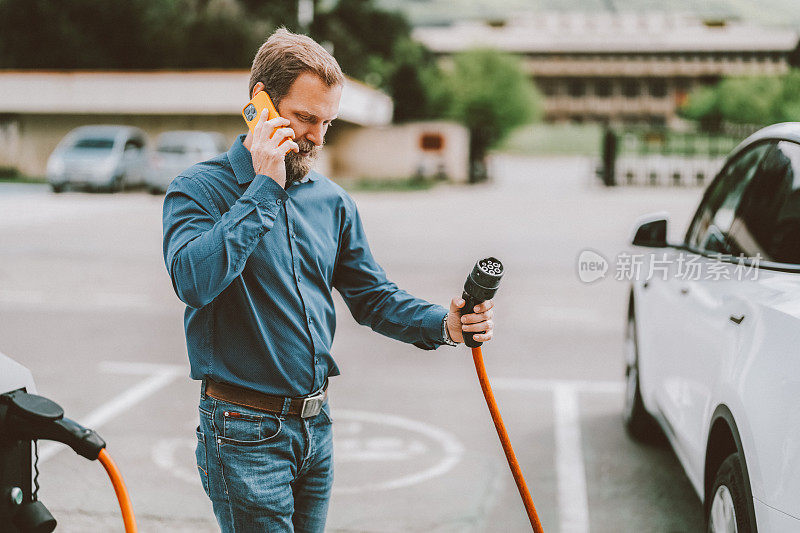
[300,391,324,418]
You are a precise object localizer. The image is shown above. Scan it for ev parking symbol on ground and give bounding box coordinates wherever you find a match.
[151,409,464,495]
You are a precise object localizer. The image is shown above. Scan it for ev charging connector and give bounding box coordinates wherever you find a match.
[461,257,504,347]
[459,258,544,532]
[1,391,106,460]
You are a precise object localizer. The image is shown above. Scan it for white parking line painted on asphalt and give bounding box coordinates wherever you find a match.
[0,194,144,228]
[554,384,590,533]
[98,361,186,375]
[38,362,184,463]
[0,289,156,311]
[0,290,46,305]
[494,378,623,533]
[152,438,198,485]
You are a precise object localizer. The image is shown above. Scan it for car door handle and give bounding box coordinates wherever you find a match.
[729,314,745,325]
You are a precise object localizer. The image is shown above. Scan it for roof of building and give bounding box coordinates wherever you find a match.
[0,70,393,126]
[412,12,799,54]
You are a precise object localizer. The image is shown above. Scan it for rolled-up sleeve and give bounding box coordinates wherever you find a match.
[162,173,289,309]
[332,193,447,350]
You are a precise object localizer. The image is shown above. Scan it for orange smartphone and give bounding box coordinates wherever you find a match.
[242,90,281,132]
[242,91,294,153]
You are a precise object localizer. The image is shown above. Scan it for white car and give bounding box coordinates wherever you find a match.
[146,130,228,194]
[46,125,149,192]
[626,122,800,532]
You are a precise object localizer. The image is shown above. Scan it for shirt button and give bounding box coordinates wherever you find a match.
[276,198,282,205]
[314,357,319,364]
[308,316,313,324]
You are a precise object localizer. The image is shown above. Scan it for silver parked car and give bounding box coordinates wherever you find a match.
[46,125,149,193]
[146,130,228,194]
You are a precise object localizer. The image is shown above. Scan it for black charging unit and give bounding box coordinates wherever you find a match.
[0,389,106,532]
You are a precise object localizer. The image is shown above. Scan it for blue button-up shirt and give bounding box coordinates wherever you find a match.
[162,134,448,397]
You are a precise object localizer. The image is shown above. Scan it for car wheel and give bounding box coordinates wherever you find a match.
[51,184,64,193]
[110,174,126,193]
[148,186,164,195]
[623,308,662,442]
[707,453,755,533]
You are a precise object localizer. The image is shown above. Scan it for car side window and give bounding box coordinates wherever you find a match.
[685,142,773,254]
[124,139,143,152]
[727,141,800,264]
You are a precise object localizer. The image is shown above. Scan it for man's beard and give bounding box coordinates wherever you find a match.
[285,138,322,187]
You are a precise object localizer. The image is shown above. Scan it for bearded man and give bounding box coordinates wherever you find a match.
[162,28,495,533]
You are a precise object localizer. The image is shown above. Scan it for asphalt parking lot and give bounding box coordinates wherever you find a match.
[0,156,707,532]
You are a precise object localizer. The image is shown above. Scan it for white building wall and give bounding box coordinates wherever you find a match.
[329,121,469,183]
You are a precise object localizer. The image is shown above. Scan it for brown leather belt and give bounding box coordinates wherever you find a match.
[203,377,327,418]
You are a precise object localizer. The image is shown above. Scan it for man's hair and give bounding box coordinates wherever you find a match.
[248,28,344,105]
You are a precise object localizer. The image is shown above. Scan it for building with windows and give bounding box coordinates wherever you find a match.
[413,12,799,126]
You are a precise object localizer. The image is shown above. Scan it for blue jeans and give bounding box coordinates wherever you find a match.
[196,393,334,532]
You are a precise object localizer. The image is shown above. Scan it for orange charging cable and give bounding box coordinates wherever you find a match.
[97,448,138,533]
[472,346,544,532]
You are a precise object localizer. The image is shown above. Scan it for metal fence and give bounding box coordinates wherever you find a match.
[601,128,746,187]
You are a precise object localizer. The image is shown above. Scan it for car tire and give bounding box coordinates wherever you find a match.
[707,453,755,533]
[623,308,662,443]
[148,186,164,195]
[110,174,125,193]
[51,184,64,193]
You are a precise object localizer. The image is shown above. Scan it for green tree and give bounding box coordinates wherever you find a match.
[309,0,443,122]
[383,38,443,122]
[310,0,410,81]
[0,0,415,76]
[439,48,543,182]
[716,76,782,125]
[680,85,723,130]
[773,69,800,122]
[680,71,800,129]
[0,0,270,69]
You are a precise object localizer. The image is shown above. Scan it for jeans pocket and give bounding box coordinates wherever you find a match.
[195,426,210,497]
[219,408,282,446]
[319,402,333,424]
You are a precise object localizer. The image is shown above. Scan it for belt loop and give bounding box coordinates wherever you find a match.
[200,377,208,400]
[280,397,290,419]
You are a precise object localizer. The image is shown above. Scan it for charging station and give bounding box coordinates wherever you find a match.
[0,351,56,532]
[0,351,137,532]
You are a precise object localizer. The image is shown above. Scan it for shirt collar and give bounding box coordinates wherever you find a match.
[228,133,319,186]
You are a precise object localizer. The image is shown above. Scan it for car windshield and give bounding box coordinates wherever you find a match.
[157,144,192,154]
[157,133,217,155]
[72,137,115,150]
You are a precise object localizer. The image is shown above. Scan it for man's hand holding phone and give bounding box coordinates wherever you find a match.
[250,110,299,188]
